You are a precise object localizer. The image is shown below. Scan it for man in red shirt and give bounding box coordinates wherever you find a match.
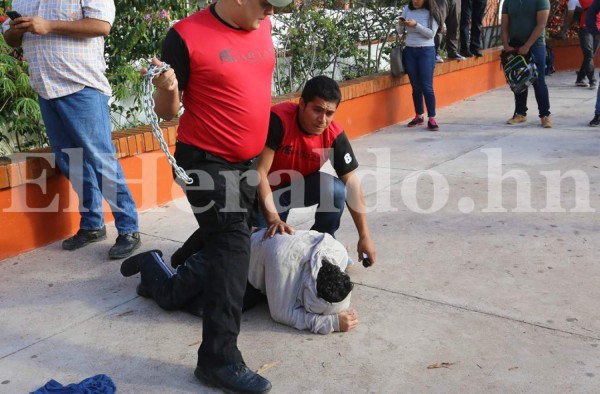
[565,0,600,87]
[256,76,377,267]
[120,0,291,393]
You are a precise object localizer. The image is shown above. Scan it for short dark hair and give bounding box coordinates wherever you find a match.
[316,259,353,303]
[301,76,342,106]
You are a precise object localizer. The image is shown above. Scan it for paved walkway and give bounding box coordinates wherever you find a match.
[1,71,599,393]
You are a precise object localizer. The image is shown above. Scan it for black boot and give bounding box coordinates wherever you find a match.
[120,250,163,277]
[109,233,141,259]
[194,363,272,394]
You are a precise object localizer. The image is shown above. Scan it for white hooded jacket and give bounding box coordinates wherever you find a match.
[248,229,351,334]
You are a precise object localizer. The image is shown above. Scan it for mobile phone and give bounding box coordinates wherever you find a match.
[6,11,22,20]
[362,253,372,268]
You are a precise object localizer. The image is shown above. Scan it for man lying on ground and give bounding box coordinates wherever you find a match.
[121,229,359,334]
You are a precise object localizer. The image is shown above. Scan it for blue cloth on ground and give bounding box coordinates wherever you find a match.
[31,374,116,394]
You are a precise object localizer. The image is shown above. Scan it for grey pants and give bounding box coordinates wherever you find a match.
[434,0,461,57]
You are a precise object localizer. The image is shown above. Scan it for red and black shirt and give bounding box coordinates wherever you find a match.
[162,5,275,162]
[267,102,358,188]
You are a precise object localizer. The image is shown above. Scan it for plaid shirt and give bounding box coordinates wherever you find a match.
[3,1,115,99]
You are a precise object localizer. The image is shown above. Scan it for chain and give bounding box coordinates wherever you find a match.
[142,62,193,185]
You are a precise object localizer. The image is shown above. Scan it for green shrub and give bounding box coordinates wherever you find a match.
[0,34,46,155]
[105,1,196,130]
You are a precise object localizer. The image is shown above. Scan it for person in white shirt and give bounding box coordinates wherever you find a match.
[121,229,359,335]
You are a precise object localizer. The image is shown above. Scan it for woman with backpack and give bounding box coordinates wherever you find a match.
[400,0,443,131]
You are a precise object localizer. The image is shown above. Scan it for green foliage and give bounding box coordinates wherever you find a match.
[105,1,196,129]
[0,34,46,154]
[273,0,405,95]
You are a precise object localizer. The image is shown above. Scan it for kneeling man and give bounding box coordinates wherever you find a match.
[121,230,359,334]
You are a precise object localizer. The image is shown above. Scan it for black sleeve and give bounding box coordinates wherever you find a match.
[161,28,190,91]
[331,131,359,177]
[266,112,284,150]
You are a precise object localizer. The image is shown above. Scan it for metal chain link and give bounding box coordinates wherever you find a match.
[142,62,193,185]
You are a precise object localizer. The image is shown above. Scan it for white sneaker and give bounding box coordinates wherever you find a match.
[449,54,466,61]
[435,54,444,63]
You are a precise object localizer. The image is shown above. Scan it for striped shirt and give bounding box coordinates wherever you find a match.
[5,1,115,99]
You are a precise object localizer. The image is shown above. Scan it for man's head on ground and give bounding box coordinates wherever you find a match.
[217,0,291,31]
[316,259,353,303]
[298,76,341,135]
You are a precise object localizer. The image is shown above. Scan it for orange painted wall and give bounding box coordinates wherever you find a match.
[0,150,184,260]
[550,37,600,70]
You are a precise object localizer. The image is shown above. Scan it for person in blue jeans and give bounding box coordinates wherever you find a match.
[2,1,141,259]
[400,0,441,131]
[585,0,600,126]
[501,0,552,128]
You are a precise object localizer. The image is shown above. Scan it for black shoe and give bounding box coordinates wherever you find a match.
[427,118,439,131]
[136,283,151,298]
[109,233,141,259]
[471,49,483,57]
[460,49,473,58]
[194,363,272,394]
[62,227,107,250]
[589,114,600,127]
[407,115,424,127]
[120,249,163,277]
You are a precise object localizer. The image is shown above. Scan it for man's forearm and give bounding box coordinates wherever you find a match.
[501,16,510,48]
[564,10,575,31]
[46,18,111,38]
[524,24,547,49]
[347,204,370,239]
[153,88,181,120]
[524,11,549,49]
[258,174,280,223]
[8,17,111,39]
[344,176,370,238]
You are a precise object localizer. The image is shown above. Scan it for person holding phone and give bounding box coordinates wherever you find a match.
[399,0,442,131]
[2,1,142,259]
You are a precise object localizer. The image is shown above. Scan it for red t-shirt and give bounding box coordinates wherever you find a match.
[267,102,358,188]
[164,6,275,162]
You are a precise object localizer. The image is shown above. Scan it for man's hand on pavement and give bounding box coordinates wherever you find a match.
[338,309,359,332]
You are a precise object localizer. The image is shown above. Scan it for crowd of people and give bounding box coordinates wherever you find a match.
[3,0,600,393]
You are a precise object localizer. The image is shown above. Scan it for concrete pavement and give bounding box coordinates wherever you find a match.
[1,71,599,393]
